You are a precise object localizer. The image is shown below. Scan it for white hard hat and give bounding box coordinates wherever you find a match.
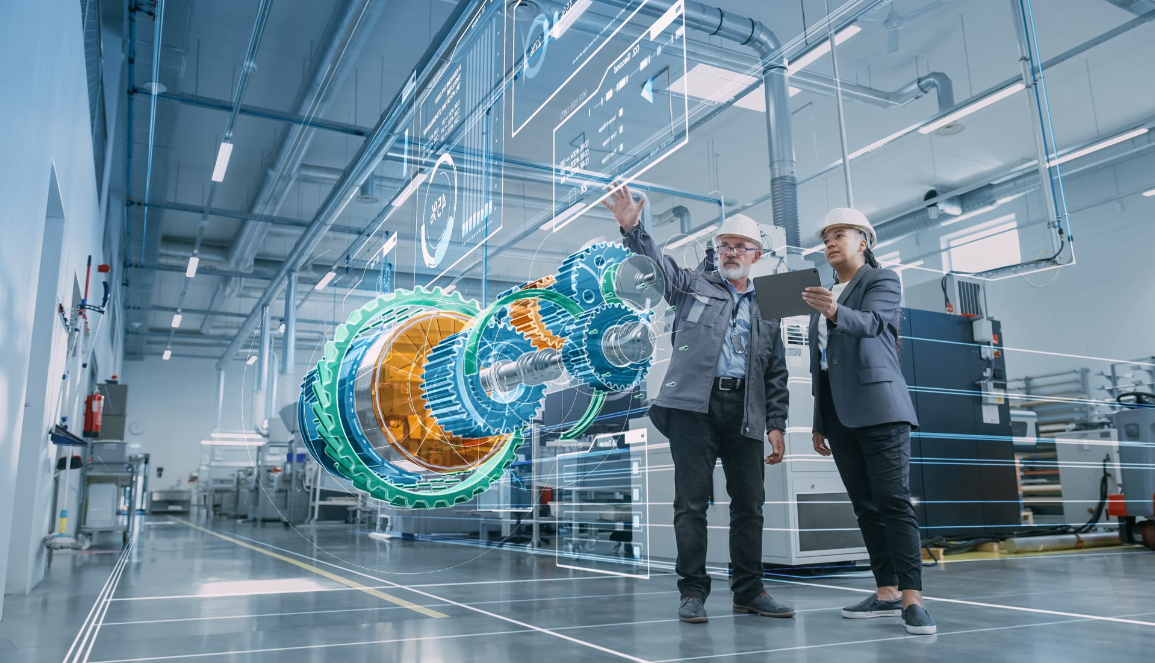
[815,207,876,247]
[714,214,763,250]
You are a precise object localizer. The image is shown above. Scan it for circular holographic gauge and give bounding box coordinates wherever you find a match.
[309,287,527,509]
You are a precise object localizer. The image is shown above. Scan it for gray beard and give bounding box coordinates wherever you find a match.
[719,262,750,281]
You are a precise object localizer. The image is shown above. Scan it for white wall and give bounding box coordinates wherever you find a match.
[122,355,310,491]
[0,0,124,613]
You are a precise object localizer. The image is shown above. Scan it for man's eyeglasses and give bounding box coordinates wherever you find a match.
[716,244,757,256]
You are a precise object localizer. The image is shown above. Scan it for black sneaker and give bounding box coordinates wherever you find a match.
[902,604,937,635]
[732,592,795,618]
[679,597,708,623]
[841,593,903,619]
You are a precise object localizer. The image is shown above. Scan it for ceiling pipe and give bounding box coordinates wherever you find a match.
[791,70,954,113]
[673,0,800,248]
[212,0,501,367]
[734,9,1155,223]
[542,0,944,113]
[456,1,887,279]
[201,0,390,335]
[875,124,1155,246]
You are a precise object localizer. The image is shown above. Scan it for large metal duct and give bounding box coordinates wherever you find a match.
[200,0,390,335]
[623,0,800,248]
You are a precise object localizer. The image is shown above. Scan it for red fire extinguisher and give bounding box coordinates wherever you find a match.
[83,390,103,438]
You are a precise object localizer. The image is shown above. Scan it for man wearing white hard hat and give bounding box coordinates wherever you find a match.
[802,208,934,636]
[603,182,792,625]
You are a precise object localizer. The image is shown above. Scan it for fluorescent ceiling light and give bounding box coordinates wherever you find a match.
[392,172,426,207]
[211,142,233,182]
[549,0,591,39]
[669,64,765,111]
[185,256,199,278]
[170,313,182,328]
[381,233,398,256]
[919,82,1025,134]
[200,440,265,447]
[162,349,172,360]
[943,210,1014,230]
[1047,127,1149,167]
[786,25,861,76]
[246,355,258,365]
[1143,187,1155,197]
[211,431,263,439]
[847,123,922,161]
[668,224,718,249]
[314,271,337,291]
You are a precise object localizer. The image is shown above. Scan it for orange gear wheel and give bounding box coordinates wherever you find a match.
[508,275,565,350]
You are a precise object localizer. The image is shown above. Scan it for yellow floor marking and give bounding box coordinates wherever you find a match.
[169,518,447,619]
[935,543,1144,563]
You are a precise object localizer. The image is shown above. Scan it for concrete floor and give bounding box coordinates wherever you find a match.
[3,516,1153,662]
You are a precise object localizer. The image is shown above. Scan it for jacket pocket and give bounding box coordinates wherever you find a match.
[858,367,893,384]
[685,290,725,326]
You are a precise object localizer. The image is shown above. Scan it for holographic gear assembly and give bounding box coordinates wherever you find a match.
[297,244,665,509]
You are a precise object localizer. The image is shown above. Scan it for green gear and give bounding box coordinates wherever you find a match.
[308,287,526,509]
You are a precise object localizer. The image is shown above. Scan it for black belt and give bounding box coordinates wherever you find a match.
[713,377,745,391]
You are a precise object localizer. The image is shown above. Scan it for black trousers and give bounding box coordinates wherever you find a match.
[819,371,923,591]
[663,385,765,602]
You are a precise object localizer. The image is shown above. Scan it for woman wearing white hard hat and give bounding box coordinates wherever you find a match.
[801,208,934,635]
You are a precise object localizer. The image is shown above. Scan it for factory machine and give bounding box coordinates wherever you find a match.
[1109,395,1155,549]
[296,243,666,514]
[899,308,1019,538]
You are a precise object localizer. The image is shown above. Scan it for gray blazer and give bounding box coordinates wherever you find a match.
[809,264,918,434]
[620,223,789,440]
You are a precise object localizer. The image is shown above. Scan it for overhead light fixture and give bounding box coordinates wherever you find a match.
[669,64,764,111]
[381,233,398,256]
[847,123,922,161]
[246,355,258,365]
[211,141,234,182]
[942,210,1014,230]
[667,224,718,250]
[314,271,337,291]
[200,439,265,447]
[170,313,182,328]
[786,25,862,76]
[1143,187,1155,197]
[392,172,426,207]
[185,255,199,278]
[162,349,172,361]
[1047,127,1149,167]
[919,82,1025,135]
[549,0,590,39]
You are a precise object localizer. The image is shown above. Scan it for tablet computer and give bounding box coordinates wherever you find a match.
[752,268,822,320]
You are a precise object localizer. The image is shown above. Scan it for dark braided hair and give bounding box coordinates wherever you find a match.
[830,230,902,358]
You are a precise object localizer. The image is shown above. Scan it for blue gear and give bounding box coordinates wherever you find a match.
[561,303,652,392]
[556,242,632,310]
[421,322,547,438]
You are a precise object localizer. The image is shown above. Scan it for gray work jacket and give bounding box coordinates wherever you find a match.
[621,223,789,440]
[808,263,918,434]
